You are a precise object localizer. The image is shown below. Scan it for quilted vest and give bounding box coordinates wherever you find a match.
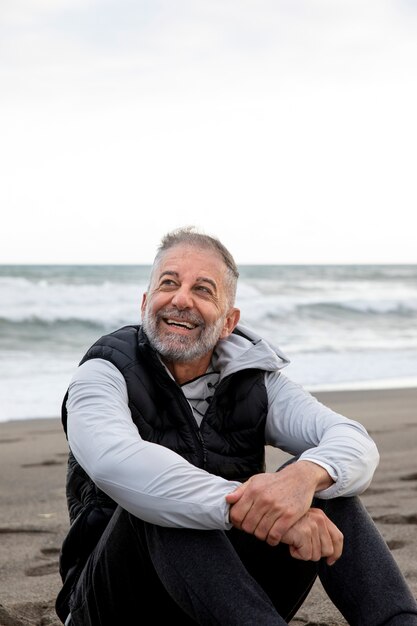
[57,325,268,617]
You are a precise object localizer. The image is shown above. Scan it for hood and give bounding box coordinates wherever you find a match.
[212,323,290,380]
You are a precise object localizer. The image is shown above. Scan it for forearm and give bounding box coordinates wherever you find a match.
[67,359,240,530]
[265,372,380,497]
[227,460,334,545]
[294,460,334,493]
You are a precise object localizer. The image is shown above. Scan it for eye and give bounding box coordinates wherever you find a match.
[195,285,213,295]
[159,279,177,288]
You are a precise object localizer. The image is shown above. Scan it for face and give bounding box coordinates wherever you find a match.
[141,245,240,364]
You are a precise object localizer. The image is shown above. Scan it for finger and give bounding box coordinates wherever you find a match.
[316,521,334,560]
[228,497,255,528]
[252,511,283,543]
[286,530,314,561]
[307,509,343,565]
[326,523,344,565]
[238,502,268,535]
[289,544,311,561]
[263,509,300,546]
[310,523,322,562]
[225,483,246,504]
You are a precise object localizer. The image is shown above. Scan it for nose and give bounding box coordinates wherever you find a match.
[170,286,194,310]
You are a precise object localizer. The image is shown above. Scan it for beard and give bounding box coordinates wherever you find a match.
[142,306,226,363]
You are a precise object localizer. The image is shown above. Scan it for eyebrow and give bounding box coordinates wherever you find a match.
[158,271,217,291]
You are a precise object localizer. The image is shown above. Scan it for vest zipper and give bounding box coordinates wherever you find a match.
[196,429,208,466]
[196,376,229,469]
[176,388,207,467]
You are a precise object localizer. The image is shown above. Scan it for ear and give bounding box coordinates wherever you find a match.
[140,293,147,316]
[219,307,240,339]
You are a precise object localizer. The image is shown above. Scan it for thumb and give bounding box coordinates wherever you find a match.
[225,484,245,503]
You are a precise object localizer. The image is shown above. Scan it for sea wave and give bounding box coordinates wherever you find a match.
[2,295,416,324]
[0,317,117,354]
[1,264,417,422]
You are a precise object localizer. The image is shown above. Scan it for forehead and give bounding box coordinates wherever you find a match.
[152,245,227,283]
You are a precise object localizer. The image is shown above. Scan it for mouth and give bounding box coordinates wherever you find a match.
[164,318,198,330]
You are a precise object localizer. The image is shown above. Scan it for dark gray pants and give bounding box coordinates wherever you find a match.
[67,496,417,625]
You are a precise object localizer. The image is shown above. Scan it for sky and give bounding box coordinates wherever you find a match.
[1,0,417,265]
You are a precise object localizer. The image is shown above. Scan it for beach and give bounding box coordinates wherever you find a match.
[1,387,416,626]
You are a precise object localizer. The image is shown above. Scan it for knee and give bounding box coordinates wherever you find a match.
[315,495,373,530]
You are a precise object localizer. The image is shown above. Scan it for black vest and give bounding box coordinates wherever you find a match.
[57,325,268,619]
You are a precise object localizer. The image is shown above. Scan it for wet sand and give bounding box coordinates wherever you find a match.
[1,387,416,625]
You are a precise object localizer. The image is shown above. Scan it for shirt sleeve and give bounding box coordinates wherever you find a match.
[66,359,241,529]
[264,372,380,498]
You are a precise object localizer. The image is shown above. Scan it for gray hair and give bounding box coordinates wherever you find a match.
[151,226,239,307]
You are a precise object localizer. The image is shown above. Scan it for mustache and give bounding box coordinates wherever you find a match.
[157,307,204,326]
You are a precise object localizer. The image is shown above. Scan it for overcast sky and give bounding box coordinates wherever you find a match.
[1,0,417,264]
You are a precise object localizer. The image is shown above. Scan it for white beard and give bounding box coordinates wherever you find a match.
[142,306,226,363]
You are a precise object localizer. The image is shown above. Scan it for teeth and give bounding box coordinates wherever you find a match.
[166,319,196,329]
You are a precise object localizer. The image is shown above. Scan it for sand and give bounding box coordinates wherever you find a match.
[1,387,416,626]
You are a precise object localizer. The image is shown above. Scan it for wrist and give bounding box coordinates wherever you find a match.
[295,460,334,492]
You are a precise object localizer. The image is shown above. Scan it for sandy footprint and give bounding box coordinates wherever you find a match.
[21,459,65,468]
[25,546,61,577]
[0,526,53,534]
[362,486,393,495]
[25,561,58,577]
[373,513,417,524]
[41,547,60,556]
[400,473,417,482]
[386,539,408,550]
[0,438,22,444]
[0,603,27,626]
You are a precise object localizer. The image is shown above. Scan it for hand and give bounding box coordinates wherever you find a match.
[281,507,344,565]
[226,461,334,546]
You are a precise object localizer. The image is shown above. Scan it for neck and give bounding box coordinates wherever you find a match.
[162,353,213,384]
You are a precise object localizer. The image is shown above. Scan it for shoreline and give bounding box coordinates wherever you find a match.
[1,387,417,625]
[3,378,417,427]
[308,376,417,392]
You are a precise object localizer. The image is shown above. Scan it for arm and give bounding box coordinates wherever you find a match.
[226,459,335,546]
[227,371,378,559]
[66,359,241,530]
[264,372,380,498]
[226,458,343,562]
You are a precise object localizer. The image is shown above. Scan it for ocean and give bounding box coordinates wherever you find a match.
[1,264,416,422]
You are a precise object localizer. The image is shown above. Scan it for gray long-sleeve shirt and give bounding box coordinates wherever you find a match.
[66,325,379,531]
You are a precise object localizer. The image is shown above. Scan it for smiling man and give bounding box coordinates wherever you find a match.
[56,227,417,626]
[140,242,240,381]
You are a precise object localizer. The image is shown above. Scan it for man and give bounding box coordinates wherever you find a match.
[56,227,417,625]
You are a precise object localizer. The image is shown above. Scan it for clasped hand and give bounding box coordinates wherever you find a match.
[226,461,343,565]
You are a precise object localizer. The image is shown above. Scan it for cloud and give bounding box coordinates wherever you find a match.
[1,1,416,263]
[2,0,417,102]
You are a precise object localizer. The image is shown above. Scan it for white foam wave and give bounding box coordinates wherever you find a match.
[1,265,417,422]
[0,279,148,326]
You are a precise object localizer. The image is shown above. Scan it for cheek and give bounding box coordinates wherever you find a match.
[141,296,152,315]
[143,294,167,317]
[141,295,154,318]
